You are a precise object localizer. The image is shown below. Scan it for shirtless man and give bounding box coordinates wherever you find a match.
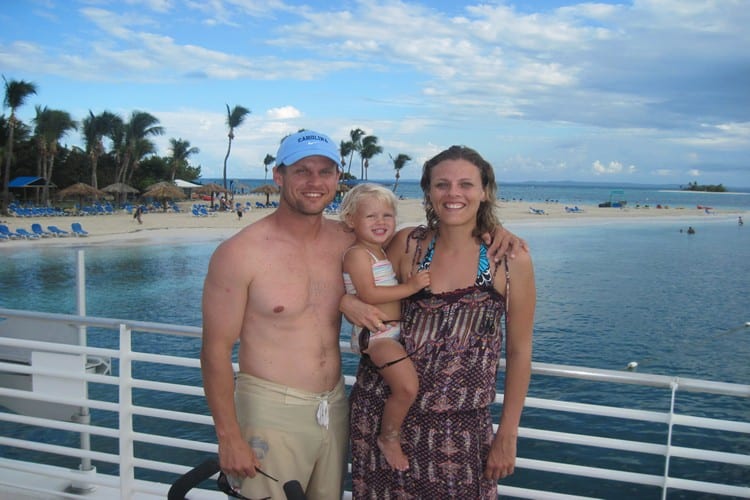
[201,130,522,500]
[201,130,355,500]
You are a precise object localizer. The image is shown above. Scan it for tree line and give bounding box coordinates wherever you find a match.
[681,181,727,193]
[1,76,414,215]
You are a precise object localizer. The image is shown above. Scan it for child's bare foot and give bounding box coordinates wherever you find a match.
[377,433,409,470]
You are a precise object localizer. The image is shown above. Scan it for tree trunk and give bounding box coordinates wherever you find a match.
[1,121,15,214]
[223,136,233,190]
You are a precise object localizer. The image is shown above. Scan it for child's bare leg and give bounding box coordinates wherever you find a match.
[366,339,419,471]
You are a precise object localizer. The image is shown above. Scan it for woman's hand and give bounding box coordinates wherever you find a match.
[484,431,517,481]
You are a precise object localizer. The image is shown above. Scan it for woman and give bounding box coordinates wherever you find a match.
[348,146,535,498]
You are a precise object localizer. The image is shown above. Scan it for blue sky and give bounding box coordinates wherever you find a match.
[1,0,749,187]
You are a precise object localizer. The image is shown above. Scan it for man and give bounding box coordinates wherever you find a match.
[201,130,355,500]
[201,130,522,499]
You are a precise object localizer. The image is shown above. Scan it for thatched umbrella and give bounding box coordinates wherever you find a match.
[194,182,230,208]
[102,182,139,195]
[102,182,140,206]
[58,182,107,212]
[142,181,187,211]
[251,184,280,206]
[58,182,106,199]
[194,182,229,195]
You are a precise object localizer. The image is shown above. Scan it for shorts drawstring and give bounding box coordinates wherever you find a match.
[316,398,330,428]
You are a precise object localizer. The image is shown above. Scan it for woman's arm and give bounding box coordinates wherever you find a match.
[343,246,429,305]
[484,250,536,481]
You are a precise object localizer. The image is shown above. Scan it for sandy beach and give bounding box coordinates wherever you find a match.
[1,195,745,249]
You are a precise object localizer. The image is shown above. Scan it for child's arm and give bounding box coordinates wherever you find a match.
[343,247,429,305]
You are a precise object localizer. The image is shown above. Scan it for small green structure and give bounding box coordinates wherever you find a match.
[599,190,627,208]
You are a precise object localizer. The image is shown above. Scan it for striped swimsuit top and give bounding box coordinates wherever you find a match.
[343,247,398,295]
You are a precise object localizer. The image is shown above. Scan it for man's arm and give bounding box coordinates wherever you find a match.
[200,240,261,479]
[483,225,529,262]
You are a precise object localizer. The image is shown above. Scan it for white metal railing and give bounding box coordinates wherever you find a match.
[0,307,748,499]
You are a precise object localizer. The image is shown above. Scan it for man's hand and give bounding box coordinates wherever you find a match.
[340,293,388,332]
[483,225,528,263]
[218,437,261,479]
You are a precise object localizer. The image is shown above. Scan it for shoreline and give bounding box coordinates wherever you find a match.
[1,197,746,249]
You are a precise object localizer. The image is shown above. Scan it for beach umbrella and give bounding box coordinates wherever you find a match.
[251,184,280,205]
[101,182,139,205]
[57,182,107,211]
[57,182,107,199]
[142,181,186,211]
[101,182,139,194]
[58,182,108,213]
[194,182,230,207]
[194,182,229,195]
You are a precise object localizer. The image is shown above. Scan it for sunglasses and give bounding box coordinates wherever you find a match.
[359,320,425,370]
[217,468,278,500]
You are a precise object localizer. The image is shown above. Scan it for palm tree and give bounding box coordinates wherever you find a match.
[117,111,163,184]
[359,135,383,180]
[168,138,200,181]
[263,153,275,180]
[390,153,412,193]
[2,76,37,214]
[223,104,251,189]
[33,106,77,205]
[127,138,157,185]
[339,140,354,174]
[81,110,118,189]
[346,128,365,176]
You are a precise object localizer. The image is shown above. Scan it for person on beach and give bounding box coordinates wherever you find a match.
[348,145,536,498]
[133,205,143,224]
[340,183,430,471]
[201,131,524,500]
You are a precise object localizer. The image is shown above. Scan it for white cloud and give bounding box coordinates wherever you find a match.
[266,106,302,120]
[592,160,637,176]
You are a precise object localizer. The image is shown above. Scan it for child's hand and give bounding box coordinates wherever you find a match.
[407,269,430,292]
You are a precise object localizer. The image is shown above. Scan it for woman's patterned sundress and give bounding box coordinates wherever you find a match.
[349,227,509,499]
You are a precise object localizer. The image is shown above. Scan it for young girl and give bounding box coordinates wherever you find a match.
[340,183,430,471]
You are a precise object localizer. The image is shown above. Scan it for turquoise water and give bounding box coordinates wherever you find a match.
[2,217,747,384]
[217,178,750,211]
[1,186,748,498]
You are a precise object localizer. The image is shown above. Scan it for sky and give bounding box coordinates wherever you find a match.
[1,0,749,187]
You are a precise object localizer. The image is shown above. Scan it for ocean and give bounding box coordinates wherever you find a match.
[223,178,750,212]
[1,182,748,498]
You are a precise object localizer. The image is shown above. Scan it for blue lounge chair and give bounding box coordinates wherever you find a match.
[15,228,40,239]
[0,233,8,241]
[0,224,22,239]
[31,223,53,237]
[48,225,70,237]
[529,207,547,215]
[71,222,89,237]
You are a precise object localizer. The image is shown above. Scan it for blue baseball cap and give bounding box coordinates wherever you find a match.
[275,130,341,168]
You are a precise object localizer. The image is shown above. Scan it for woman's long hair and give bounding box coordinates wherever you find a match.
[420,145,500,237]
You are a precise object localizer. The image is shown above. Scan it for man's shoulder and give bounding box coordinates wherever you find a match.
[322,218,356,245]
[215,215,274,252]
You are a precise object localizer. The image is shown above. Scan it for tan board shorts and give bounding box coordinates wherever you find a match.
[234,372,349,500]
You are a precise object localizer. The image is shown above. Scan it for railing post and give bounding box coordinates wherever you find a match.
[661,379,679,500]
[67,249,97,494]
[119,323,135,498]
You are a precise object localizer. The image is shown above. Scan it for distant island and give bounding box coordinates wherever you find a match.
[681,181,727,193]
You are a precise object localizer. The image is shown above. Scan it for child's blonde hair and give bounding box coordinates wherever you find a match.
[339,183,398,225]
